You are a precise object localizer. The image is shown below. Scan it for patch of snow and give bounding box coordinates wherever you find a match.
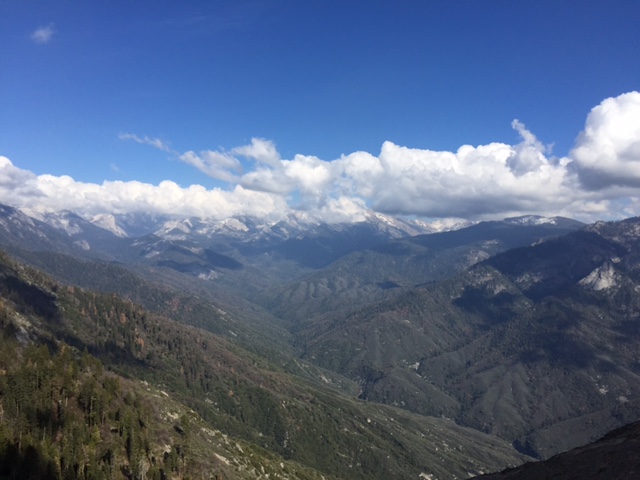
[168,219,192,233]
[516,272,545,289]
[218,217,249,232]
[74,239,90,250]
[19,207,46,221]
[427,218,474,232]
[90,213,128,237]
[504,215,556,226]
[37,211,87,236]
[197,270,219,280]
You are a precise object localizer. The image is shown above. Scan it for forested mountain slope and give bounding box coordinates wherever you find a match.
[4,200,640,474]
[261,216,583,325]
[0,251,527,479]
[293,218,640,459]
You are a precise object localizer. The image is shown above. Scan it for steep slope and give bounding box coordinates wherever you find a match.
[294,218,640,459]
[7,247,295,358]
[0,345,336,480]
[473,420,640,479]
[0,250,528,479]
[0,204,102,257]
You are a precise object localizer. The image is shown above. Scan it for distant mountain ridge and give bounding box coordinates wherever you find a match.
[22,206,442,241]
[4,205,448,274]
[6,203,582,273]
[8,203,582,260]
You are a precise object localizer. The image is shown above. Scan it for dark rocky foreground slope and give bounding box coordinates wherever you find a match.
[473,420,640,479]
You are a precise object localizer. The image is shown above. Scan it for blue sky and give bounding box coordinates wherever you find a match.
[1,1,640,223]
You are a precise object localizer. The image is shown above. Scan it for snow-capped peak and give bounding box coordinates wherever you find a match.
[90,214,128,238]
[504,215,557,226]
[218,217,249,233]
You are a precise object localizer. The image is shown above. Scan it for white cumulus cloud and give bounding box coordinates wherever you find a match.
[570,91,640,189]
[0,156,285,220]
[3,92,640,224]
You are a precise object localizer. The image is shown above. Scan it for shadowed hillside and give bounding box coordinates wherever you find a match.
[473,420,640,479]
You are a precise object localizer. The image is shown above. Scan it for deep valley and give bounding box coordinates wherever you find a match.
[1,205,639,479]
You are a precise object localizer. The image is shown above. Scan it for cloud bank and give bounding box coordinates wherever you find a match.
[2,92,640,223]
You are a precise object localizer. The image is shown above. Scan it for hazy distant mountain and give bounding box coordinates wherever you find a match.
[9,206,584,302]
[0,204,450,292]
[150,210,438,244]
[31,207,440,243]
[0,204,101,256]
[118,210,444,274]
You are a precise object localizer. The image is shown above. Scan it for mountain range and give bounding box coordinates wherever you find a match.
[1,202,639,478]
